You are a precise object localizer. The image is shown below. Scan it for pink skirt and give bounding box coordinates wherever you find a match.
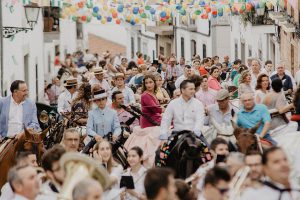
[124,126,161,168]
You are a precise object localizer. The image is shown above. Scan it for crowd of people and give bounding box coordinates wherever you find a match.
[1,48,300,200]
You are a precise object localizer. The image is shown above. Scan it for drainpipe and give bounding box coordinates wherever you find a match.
[0,0,3,96]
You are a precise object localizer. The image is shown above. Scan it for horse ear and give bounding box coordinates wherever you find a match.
[24,125,31,139]
[249,121,261,134]
[40,127,49,140]
[231,120,241,138]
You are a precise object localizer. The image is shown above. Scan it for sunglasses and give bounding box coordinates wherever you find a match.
[94,97,107,102]
[218,188,229,194]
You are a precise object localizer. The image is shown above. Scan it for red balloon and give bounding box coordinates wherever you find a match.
[116,19,121,24]
[201,13,208,19]
[206,6,211,13]
[112,12,118,18]
[211,10,217,15]
[246,3,252,11]
[81,15,87,21]
[166,15,170,19]
[161,17,166,22]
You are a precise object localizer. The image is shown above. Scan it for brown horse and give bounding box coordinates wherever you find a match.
[0,127,47,188]
[232,121,273,154]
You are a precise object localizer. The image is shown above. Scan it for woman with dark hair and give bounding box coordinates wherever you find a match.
[263,78,291,130]
[255,74,270,104]
[208,66,221,91]
[175,179,196,200]
[120,146,147,200]
[125,74,162,168]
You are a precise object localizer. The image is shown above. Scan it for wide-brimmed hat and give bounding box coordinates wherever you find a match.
[114,73,125,79]
[93,67,104,75]
[64,77,78,87]
[152,60,159,65]
[90,89,108,101]
[216,89,230,101]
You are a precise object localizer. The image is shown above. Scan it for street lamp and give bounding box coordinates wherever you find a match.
[2,4,41,39]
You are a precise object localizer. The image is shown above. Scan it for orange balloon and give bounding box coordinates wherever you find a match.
[205,6,211,13]
[81,15,87,21]
[246,3,252,11]
[112,12,118,18]
[116,19,121,24]
[201,13,208,19]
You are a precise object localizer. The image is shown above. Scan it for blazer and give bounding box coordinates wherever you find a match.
[0,96,40,137]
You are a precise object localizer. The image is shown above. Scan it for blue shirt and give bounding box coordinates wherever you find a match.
[237,104,271,134]
[87,106,121,137]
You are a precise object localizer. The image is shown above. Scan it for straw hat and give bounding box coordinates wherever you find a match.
[93,67,104,75]
[64,77,78,87]
[114,73,125,79]
[90,89,108,101]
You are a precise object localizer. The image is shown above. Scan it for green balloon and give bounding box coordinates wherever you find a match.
[194,10,201,15]
[180,9,186,15]
[87,16,92,22]
[86,3,93,9]
[92,12,98,17]
[167,18,172,23]
[140,13,147,18]
[72,16,77,22]
[145,5,151,10]
[240,4,246,10]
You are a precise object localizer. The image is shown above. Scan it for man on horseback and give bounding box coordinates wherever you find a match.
[160,80,207,144]
[87,89,121,142]
[0,80,40,139]
[237,93,275,145]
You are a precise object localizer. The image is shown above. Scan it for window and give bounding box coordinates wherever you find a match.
[43,7,60,32]
[131,37,135,59]
[248,45,252,57]
[181,37,185,58]
[76,22,83,39]
[35,64,38,102]
[138,37,141,52]
[234,42,238,60]
[191,40,197,58]
[203,44,207,58]
[160,46,164,56]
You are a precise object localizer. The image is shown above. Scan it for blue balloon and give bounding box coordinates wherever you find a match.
[160,11,166,18]
[133,7,139,14]
[199,1,205,6]
[97,15,102,20]
[176,5,182,10]
[117,5,124,13]
[130,19,135,25]
[150,8,156,15]
[107,16,112,22]
[93,6,99,13]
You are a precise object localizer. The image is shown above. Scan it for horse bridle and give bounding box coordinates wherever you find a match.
[24,135,44,159]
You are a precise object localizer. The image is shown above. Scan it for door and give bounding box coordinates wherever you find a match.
[241,42,245,64]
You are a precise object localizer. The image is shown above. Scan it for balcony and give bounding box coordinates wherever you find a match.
[241,8,274,26]
[146,22,174,35]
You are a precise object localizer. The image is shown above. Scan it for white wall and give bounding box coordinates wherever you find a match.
[2,0,44,101]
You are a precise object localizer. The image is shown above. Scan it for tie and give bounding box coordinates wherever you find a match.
[261,180,293,200]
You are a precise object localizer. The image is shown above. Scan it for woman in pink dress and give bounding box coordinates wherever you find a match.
[125,74,162,168]
[208,66,221,91]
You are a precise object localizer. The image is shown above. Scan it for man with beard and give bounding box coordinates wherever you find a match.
[0,80,40,139]
[37,145,66,200]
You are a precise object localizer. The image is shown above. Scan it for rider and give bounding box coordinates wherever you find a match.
[87,89,121,142]
[160,80,206,144]
[57,77,78,114]
[0,80,40,138]
[237,93,274,144]
[110,73,135,105]
[111,91,139,131]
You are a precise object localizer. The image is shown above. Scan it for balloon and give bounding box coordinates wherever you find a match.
[97,15,102,20]
[161,17,166,22]
[72,16,78,22]
[160,11,166,18]
[181,15,187,23]
[107,16,112,22]
[86,2,93,9]
[112,12,118,18]
[135,17,139,23]
[101,18,106,24]
[176,5,182,10]
[103,5,108,11]
[116,19,121,24]
[117,5,124,13]
[194,10,201,15]
[206,6,211,13]
[130,19,135,25]
[191,13,197,20]
[180,8,186,15]
[87,16,91,22]
[246,3,252,11]
[81,15,87,21]
[93,6,99,13]
[140,13,147,18]
[133,7,139,14]
[199,0,206,6]
[77,2,84,8]
[150,8,156,14]
[211,9,217,15]
[92,12,98,17]
[266,1,273,9]
[145,5,151,10]
[201,13,208,19]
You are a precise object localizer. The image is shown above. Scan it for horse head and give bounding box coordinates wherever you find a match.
[19,126,48,163]
[232,121,260,154]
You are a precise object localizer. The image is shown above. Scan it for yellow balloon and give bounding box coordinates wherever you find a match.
[70,6,76,13]
[101,18,106,24]
[182,3,188,9]
[135,17,140,23]
[182,15,187,23]
[169,0,175,5]
[141,18,146,24]
[192,14,197,20]
[126,15,131,21]
[103,5,108,11]
[266,2,273,9]
[225,6,231,13]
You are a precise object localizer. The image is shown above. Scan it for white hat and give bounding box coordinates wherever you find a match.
[90,89,108,101]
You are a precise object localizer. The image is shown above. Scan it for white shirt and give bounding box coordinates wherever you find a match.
[89,77,111,93]
[241,179,300,200]
[295,70,300,85]
[0,182,14,200]
[174,75,186,89]
[7,97,24,137]
[160,96,205,140]
[11,194,29,200]
[57,90,78,113]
